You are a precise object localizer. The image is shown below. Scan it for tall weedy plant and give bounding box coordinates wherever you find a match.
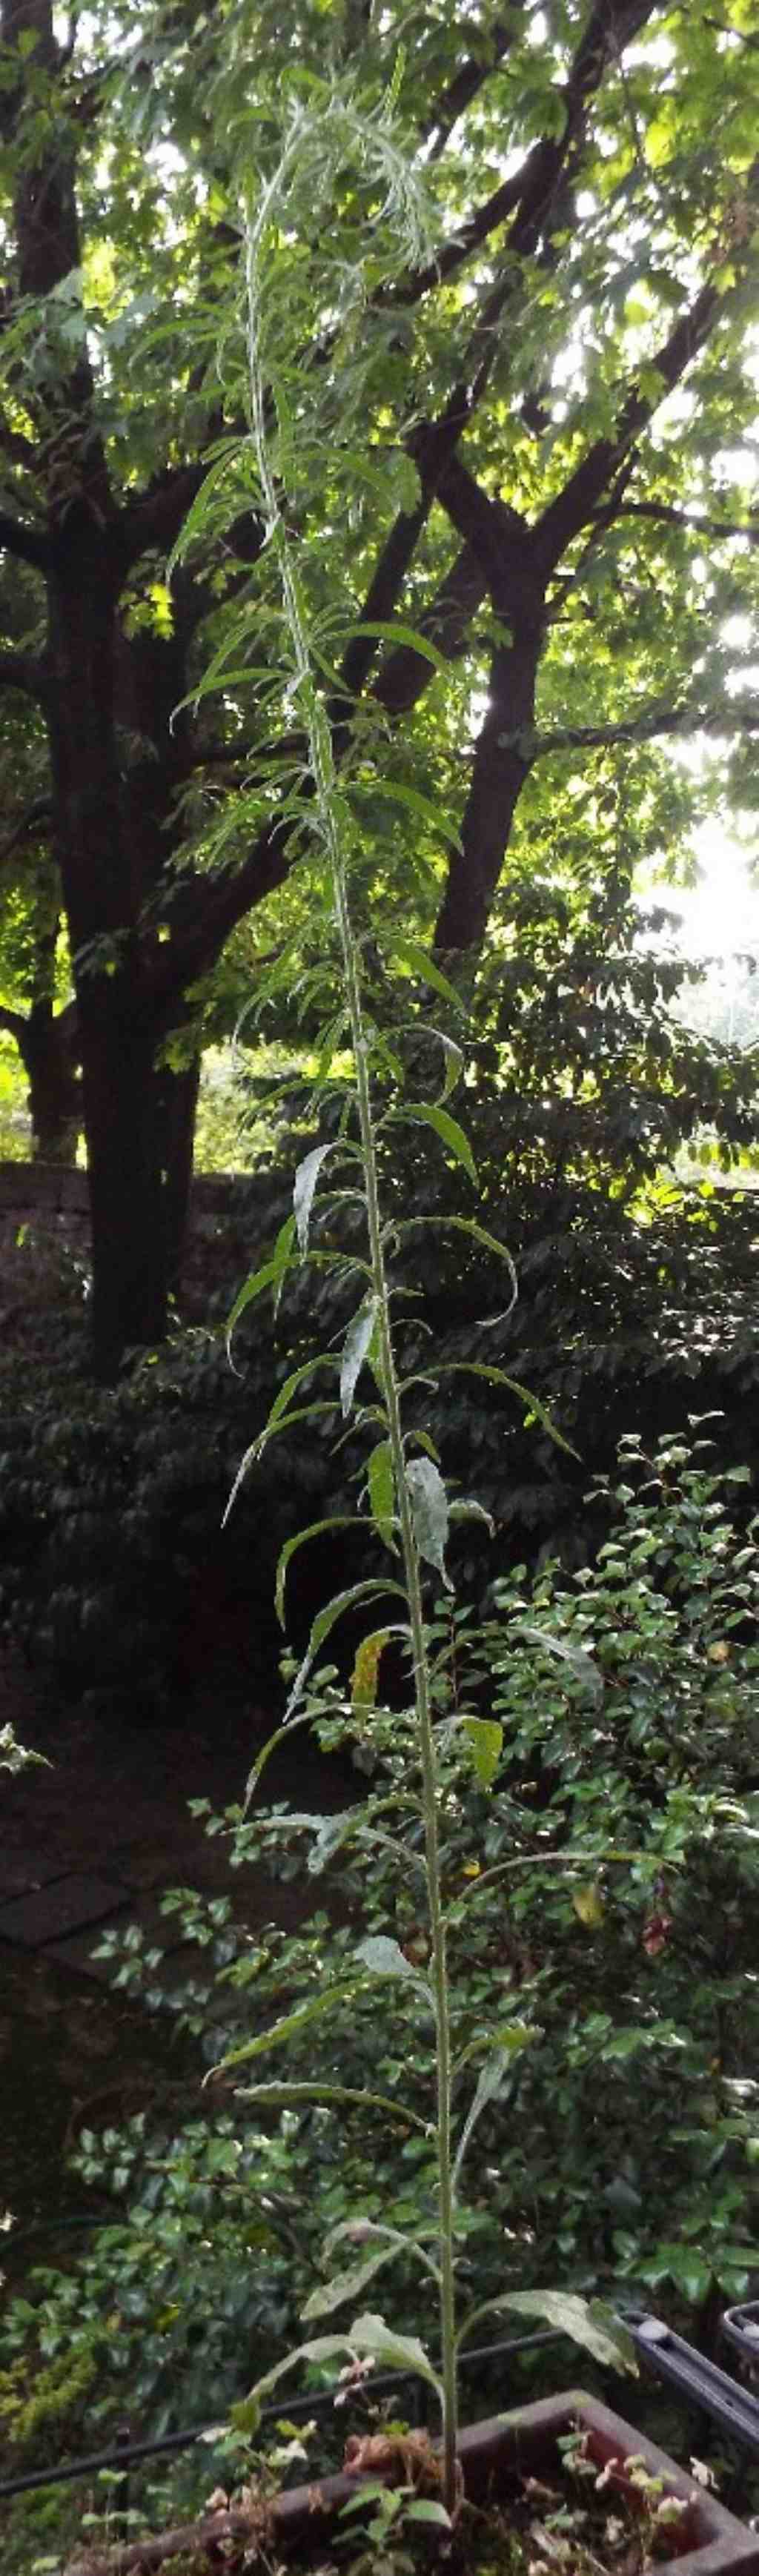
[172,72,632,2518]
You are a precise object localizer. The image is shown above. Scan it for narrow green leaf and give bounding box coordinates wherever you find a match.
[459,2292,637,2376]
[439,1364,577,1458]
[208,1984,359,2079]
[367,1440,395,1549]
[350,2314,443,2398]
[405,1455,451,1588]
[397,1101,477,1185]
[267,1354,337,1436]
[232,2333,357,2436]
[340,1297,377,1418]
[302,2245,398,2322]
[354,776,462,850]
[351,1629,389,1710]
[287,1578,408,1715]
[348,620,448,672]
[234,2082,427,2132]
[385,935,464,1013]
[276,1518,355,1628]
[516,1623,603,1701]
[225,1214,296,1343]
[453,2047,513,2191]
[437,1033,464,1104]
[355,1934,431,2004]
[294,1143,335,1252]
[406,2502,452,2530]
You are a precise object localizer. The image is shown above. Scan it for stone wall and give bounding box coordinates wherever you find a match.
[0,1162,280,1322]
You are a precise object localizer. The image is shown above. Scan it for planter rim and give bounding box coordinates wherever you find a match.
[83,2387,759,2576]
[265,2390,759,2574]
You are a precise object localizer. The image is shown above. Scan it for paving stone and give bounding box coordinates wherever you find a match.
[0,1872,130,1947]
[0,1845,65,1897]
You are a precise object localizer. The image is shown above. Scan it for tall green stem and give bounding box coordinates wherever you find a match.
[244,177,459,2512]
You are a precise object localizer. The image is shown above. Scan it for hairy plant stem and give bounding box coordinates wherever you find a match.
[244,179,459,2513]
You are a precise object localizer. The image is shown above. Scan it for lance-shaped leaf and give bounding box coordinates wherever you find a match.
[232,2333,359,2436]
[350,2314,443,2398]
[345,620,448,674]
[384,934,464,1013]
[285,1578,408,1717]
[294,1142,337,1252]
[225,1213,297,1346]
[516,1623,603,1701]
[394,1100,477,1185]
[405,1455,451,1589]
[355,1933,432,2007]
[302,2242,400,2322]
[276,1517,355,1628]
[453,2045,514,2192]
[458,2291,637,2377]
[207,1981,358,2081]
[341,1297,377,1418]
[351,1629,389,1712]
[234,2081,427,2131]
[437,1363,577,1457]
[367,1439,395,1549]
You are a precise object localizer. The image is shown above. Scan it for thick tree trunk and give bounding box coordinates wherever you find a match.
[434,629,542,958]
[81,972,171,1376]
[25,999,80,1162]
[157,1054,201,1299]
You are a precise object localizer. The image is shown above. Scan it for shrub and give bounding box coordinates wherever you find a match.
[4,1432,758,2450]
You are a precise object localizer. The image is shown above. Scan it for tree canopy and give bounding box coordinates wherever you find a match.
[0,0,757,1368]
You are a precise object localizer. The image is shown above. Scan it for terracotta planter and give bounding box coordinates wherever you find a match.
[95,2389,759,2575]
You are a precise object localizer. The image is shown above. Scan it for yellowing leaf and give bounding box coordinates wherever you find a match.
[351,1629,388,1711]
[572,1884,605,1930]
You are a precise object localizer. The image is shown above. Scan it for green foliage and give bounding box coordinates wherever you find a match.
[4,1434,759,2449]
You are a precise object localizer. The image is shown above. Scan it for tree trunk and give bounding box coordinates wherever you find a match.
[157,1053,201,1299]
[81,970,173,1377]
[24,1000,81,1162]
[434,626,541,958]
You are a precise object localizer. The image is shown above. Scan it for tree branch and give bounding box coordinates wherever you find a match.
[522,697,759,758]
[534,153,759,572]
[596,498,759,544]
[374,543,486,716]
[0,1001,27,1042]
[422,15,525,163]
